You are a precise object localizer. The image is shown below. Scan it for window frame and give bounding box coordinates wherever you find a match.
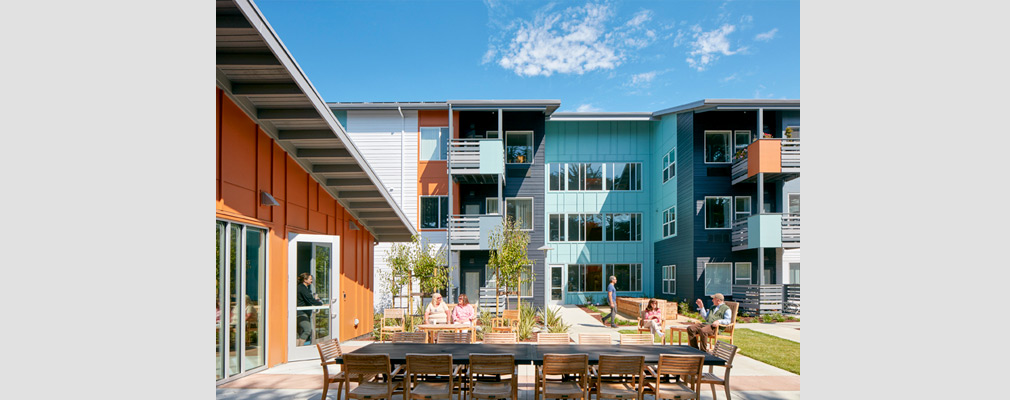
[704,130,733,164]
[662,148,676,183]
[734,196,752,221]
[420,126,449,161]
[504,197,534,231]
[548,213,566,242]
[662,265,676,295]
[734,130,752,152]
[548,163,566,191]
[553,213,642,243]
[705,196,733,230]
[485,197,499,215]
[419,195,449,229]
[662,206,676,238]
[735,262,752,285]
[788,193,801,214]
[704,262,733,296]
[505,130,534,164]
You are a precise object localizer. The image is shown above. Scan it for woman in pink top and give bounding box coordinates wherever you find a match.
[640,299,663,338]
[452,294,476,325]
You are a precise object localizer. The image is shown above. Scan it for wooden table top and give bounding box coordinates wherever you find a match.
[338,343,724,366]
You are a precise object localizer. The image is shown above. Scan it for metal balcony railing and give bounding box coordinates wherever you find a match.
[730,138,801,184]
[731,213,801,250]
[448,214,503,249]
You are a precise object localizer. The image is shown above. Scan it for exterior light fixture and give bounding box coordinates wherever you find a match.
[260,191,280,207]
[349,220,359,230]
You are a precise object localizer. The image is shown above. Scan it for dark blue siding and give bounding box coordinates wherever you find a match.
[502,111,547,308]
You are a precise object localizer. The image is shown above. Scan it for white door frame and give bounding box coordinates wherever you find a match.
[547,264,565,306]
[287,233,340,361]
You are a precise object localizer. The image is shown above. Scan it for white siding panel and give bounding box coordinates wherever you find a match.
[346,110,419,228]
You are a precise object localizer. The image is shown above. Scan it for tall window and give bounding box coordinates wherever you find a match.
[788,193,801,214]
[485,198,499,214]
[584,214,604,241]
[567,163,584,191]
[505,198,533,230]
[584,163,604,190]
[520,265,533,297]
[605,264,642,291]
[662,148,676,183]
[705,131,732,163]
[704,262,732,296]
[734,196,751,221]
[549,214,565,241]
[549,164,565,191]
[662,265,676,294]
[606,162,641,190]
[662,206,676,238]
[420,127,449,161]
[734,130,751,153]
[567,214,585,241]
[735,262,752,285]
[216,220,267,380]
[705,196,732,229]
[789,263,801,284]
[505,131,533,164]
[420,196,449,229]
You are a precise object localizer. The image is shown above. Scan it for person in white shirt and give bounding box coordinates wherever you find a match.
[686,293,732,352]
[424,293,450,324]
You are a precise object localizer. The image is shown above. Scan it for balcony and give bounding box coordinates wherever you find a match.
[731,138,800,185]
[448,214,504,250]
[731,213,801,251]
[449,139,503,184]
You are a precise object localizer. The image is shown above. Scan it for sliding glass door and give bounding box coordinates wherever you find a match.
[216,220,267,382]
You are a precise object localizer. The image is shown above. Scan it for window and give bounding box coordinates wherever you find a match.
[605,264,642,291]
[485,198,499,215]
[549,164,565,191]
[420,127,449,161]
[704,262,732,296]
[550,163,642,192]
[735,262,752,285]
[662,265,676,295]
[705,196,732,229]
[705,131,732,163]
[788,193,801,214]
[662,149,676,183]
[549,214,565,242]
[567,163,584,191]
[584,163,604,190]
[555,213,640,242]
[505,131,533,164]
[520,265,534,297]
[216,220,267,380]
[567,214,585,241]
[789,263,801,284]
[734,130,751,153]
[606,162,641,191]
[734,196,751,221]
[585,214,604,241]
[486,130,500,139]
[420,196,449,229]
[605,213,641,242]
[505,198,533,231]
[662,206,676,238]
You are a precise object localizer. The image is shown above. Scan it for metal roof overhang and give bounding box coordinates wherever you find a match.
[653,99,800,117]
[217,0,416,243]
[328,100,562,115]
[548,112,655,121]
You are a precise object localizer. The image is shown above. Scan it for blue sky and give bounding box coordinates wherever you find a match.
[255,0,799,112]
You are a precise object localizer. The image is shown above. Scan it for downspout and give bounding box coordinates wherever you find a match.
[398,106,404,210]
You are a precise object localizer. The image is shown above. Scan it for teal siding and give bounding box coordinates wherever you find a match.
[332,110,347,130]
[651,114,679,242]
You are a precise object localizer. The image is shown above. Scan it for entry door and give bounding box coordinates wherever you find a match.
[547,265,565,305]
[463,270,480,306]
[288,233,340,361]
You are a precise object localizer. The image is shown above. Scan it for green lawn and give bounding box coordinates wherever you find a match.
[620,328,800,375]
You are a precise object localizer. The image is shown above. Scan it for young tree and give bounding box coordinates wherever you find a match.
[486,216,534,313]
[384,242,412,314]
[411,235,449,296]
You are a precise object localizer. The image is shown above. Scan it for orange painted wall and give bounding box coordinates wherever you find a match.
[216,88,375,367]
[417,109,460,227]
[747,139,782,178]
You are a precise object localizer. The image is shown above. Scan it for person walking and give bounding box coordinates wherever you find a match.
[600,276,618,328]
[686,293,732,352]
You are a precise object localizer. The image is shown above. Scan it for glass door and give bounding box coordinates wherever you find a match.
[288,233,340,361]
[548,265,565,305]
[216,221,267,382]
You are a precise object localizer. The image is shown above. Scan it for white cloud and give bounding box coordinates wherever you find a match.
[629,71,657,87]
[576,104,603,112]
[721,73,738,83]
[755,28,778,42]
[685,24,742,71]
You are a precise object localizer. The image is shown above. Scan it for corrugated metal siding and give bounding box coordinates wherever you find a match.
[346,110,420,228]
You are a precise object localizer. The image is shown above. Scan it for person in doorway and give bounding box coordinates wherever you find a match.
[687,293,732,352]
[640,298,663,339]
[296,273,323,346]
[600,276,618,328]
[424,293,450,324]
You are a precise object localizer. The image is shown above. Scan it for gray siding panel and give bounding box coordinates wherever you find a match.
[502,111,547,308]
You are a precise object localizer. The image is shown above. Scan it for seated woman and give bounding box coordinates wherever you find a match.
[424,293,450,324]
[640,299,663,338]
[451,294,476,326]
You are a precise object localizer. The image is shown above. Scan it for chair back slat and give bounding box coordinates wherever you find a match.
[537,333,571,344]
[712,341,739,367]
[578,333,611,345]
[392,332,427,343]
[316,338,342,362]
[406,353,453,375]
[469,353,515,375]
[502,309,520,321]
[542,353,588,375]
[655,354,704,377]
[483,332,517,344]
[384,308,405,319]
[619,333,654,345]
[344,353,392,376]
[725,301,739,326]
[597,354,644,376]
[436,331,471,343]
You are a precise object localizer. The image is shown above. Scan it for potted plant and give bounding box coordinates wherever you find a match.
[785,127,793,138]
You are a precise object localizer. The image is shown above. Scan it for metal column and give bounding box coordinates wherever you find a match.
[447,104,454,300]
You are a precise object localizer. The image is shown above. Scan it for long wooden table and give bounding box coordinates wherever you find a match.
[415,323,476,343]
[338,343,724,366]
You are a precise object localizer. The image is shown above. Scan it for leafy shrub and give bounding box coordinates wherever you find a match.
[585,304,601,313]
[515,303,538,341]
[542,306,571,333]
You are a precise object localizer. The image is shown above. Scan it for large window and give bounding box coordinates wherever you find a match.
[788,193,801,214]
[662,148,676,183]
[584,163,604,190]
[216,220,267,380]
[567,264,639,292]
[704,262,733,296]
[548,163,642,192]
[662,265,676,294]
[705,130,732,163]
[605,264,642,291]
[734,196,751,221]
[662,206,676,238]
[705,196,732,229]
[485,198,499,215]
[548,213,642,242]
[606,162,641,190]
[505,131,533,164]
[734,130,751,153]
[549,163,565,191]
[420,196,449,229]
[505,198,533,231]
[735,262,752,285]
[420,127,449,161]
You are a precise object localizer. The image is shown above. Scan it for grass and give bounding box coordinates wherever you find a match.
[733,328,800,375]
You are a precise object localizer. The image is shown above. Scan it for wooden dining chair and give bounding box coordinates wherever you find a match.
[537,333,571,344]
[380,308,407,342]
[343,353,404,400]
[536,353,590,400]
[643,355,704,400]
[619,334,654,345]
[578,333,612,345]
[591,354,645,400]
[637,303,679,344]
[698,341,739,400]
[392,331,427,343]
[482,332,517,344]
[437,331,473,344]
[405,354,462,400]
[315,338,345,400]
[491,310,521,333]
[468,353,518,400]
[708,301,739,348]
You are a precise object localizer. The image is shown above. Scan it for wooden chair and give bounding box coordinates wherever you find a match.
[437,331,472,344]
[380,308,406,342]
[343,354,404,400]
[491,310,520,333]
[468,353,518,400]
[316,338,345,400]
[637,303,679,344]
[392,331,427,343]
[578,333,612,345]
[708,301,739,347]
[698,341,739,400]
[591,354,645,400]
[536,333,571,344]
[619,334,654,345]
[643,355,704,400]
[405,354,462,400]
[536,353,590,400]
[482,332,517,344]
